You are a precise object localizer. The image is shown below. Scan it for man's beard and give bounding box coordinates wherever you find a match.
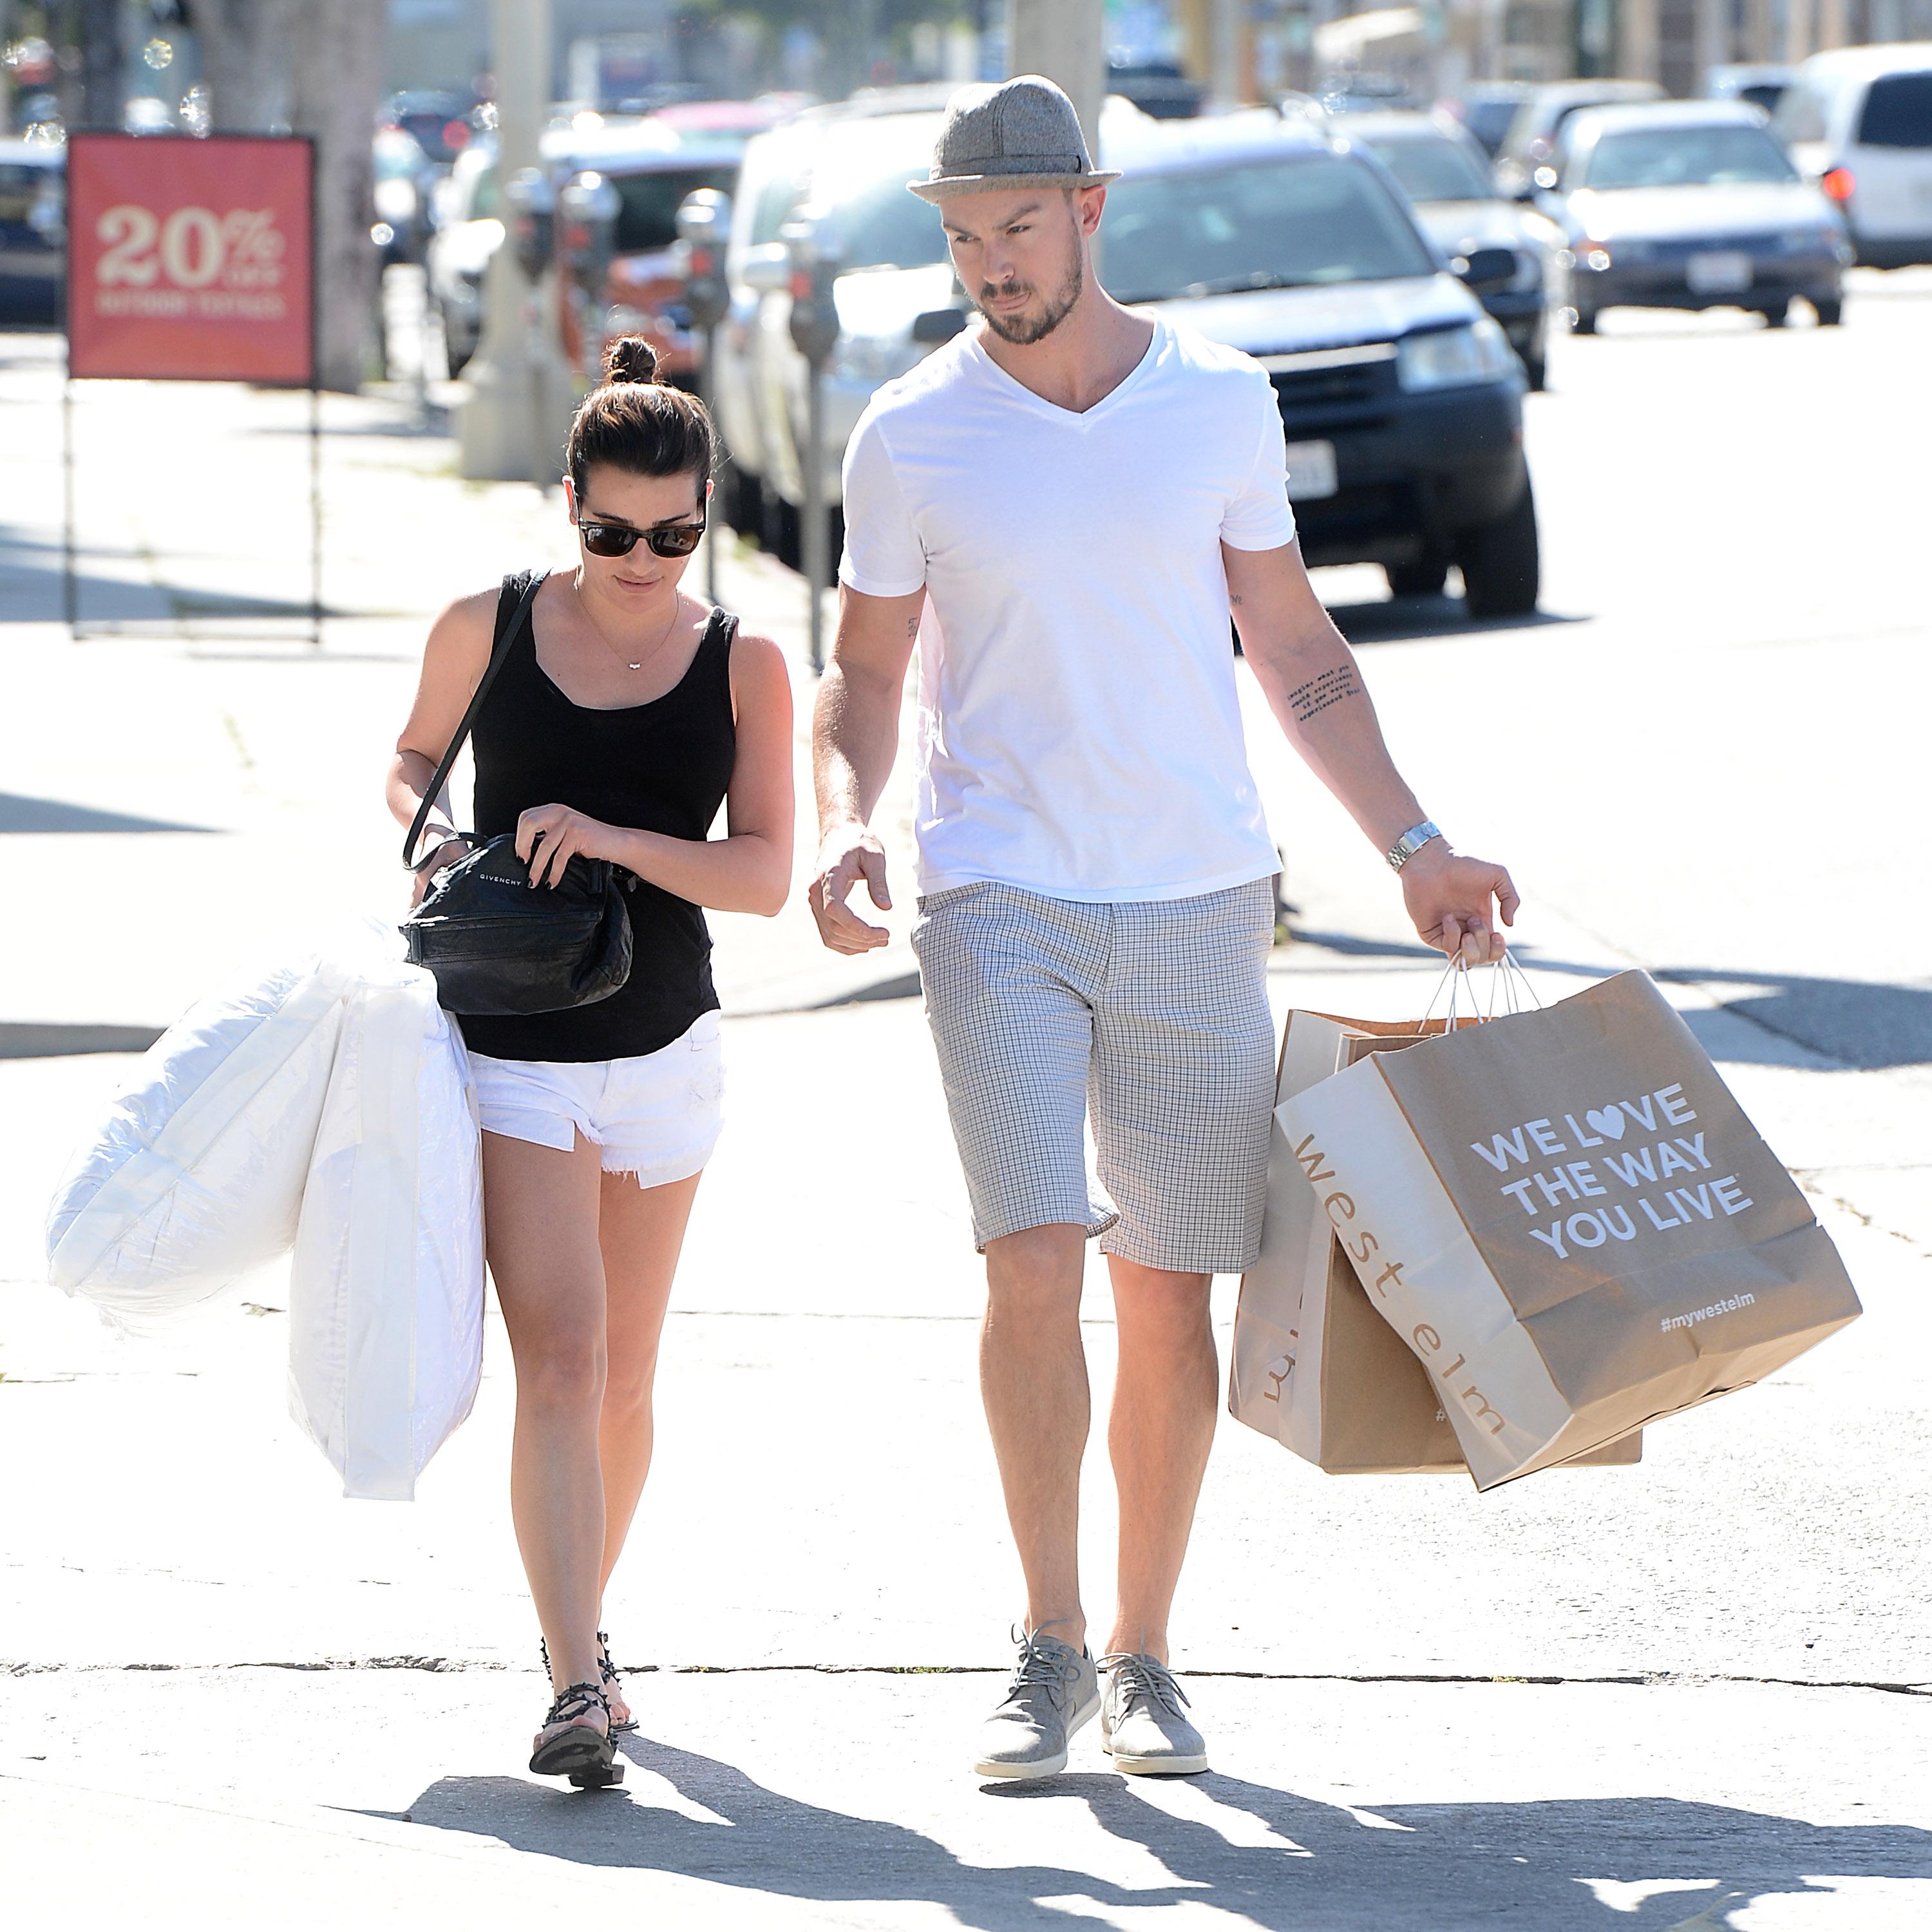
[979,240,1084,345]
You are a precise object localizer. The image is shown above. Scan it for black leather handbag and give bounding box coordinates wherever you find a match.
[400,572,634,1017]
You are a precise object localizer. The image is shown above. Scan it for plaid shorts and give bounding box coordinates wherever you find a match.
[911,878,1278,1273]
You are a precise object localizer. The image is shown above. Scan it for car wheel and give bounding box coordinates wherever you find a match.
[721,461,762,537]
[1570,308,1597,336]
[1455,480,1540,621]
[1812,294,1844,327]
[1761,300,1792,328]
[1385,554,1449,598]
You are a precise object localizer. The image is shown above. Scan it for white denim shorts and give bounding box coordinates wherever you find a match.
[469,1010,724,1188]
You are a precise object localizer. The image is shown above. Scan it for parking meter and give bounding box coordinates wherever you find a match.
[778,208,844,668]
[675,189,732,333]
[780,207,844,369]
[558,170,621,295]
[504,167,556,286]
[674,189,733,598]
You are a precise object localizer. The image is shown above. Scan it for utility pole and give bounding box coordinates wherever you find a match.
[75,0,123,131]
[1007,0,1104,166]
[459,0,564,482]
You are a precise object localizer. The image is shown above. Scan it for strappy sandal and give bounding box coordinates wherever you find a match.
[542,1633,638,1735]
[528,1680,622,1788]
[598,1630,639,1735]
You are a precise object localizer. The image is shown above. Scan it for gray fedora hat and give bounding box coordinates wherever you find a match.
[908,75,1120,203]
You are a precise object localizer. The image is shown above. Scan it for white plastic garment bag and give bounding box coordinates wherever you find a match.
[287,958,484,1501]
[46,958,352,1331]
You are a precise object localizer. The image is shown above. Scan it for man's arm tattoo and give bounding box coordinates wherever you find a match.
[1287,663,1361,725]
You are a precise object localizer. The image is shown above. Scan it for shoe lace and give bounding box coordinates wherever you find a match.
[1098,1651,1190,1718]
[1003,1624,1081,1707]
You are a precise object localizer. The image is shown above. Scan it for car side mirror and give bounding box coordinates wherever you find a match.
[739,242,791,295]
[911,307,968,345]
[1455,246,1517,288]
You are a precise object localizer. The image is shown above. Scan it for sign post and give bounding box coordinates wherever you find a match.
[64,133,319,642]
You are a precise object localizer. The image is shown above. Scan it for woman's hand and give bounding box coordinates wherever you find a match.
[516,805,617,888]
[408,836,471,909]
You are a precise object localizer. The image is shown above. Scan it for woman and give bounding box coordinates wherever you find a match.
[387,339,793,1783]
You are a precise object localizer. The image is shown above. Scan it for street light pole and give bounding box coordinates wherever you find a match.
[1007,0,1105,162]
[457,0,556,482]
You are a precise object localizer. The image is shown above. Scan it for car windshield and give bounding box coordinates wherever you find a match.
[825,162,951,274]
[1459,99,1522,154]
[1580,124,1798,189]
[612,164,740,254]
[1360,135,1495,202]
[0,161,56,218]
[1106,154,1436,301]
[1858,71,1932,149]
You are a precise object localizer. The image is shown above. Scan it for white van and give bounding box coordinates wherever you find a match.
[1774,43,1932,267]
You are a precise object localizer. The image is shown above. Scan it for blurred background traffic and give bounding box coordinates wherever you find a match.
[3,0,1930,629]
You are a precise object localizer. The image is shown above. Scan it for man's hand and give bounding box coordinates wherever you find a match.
[1399,842,1520,965]
[810,824,893,954]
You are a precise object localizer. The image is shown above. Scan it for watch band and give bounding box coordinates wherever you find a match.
[1385,819,1443,872]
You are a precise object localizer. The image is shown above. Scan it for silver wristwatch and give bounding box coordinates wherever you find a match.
[1385,819,1444,872]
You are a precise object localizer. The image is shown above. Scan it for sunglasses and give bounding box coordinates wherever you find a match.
[578,515,706,560]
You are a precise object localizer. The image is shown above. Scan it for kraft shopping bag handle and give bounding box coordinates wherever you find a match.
[1423,954,1474,1031]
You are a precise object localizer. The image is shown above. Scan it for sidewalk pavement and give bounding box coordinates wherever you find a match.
[3,328,1929,1926]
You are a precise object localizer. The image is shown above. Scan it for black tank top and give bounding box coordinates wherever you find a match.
[458,570,738,1064]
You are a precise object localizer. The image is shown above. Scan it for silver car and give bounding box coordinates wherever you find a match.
[1546,101,1852,331]
[1345,112,1560,389]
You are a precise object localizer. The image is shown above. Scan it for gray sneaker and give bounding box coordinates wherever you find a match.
[972,1627,1101,1781]
[1099,1653,1209,1776]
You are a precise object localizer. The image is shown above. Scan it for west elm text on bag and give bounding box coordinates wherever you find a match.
[1468,1082,1757,1263]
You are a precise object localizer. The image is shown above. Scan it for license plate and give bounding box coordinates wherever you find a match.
[1282,439,1338,501]
[1687,251,1752,294]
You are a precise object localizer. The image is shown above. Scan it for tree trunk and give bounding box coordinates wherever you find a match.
[200,0,386,392]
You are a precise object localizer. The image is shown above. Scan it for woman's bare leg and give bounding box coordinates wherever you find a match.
[594,1168,703,1698]
[482,1128,610,1747]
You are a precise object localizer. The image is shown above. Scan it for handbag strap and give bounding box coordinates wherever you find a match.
[403,569,547,868]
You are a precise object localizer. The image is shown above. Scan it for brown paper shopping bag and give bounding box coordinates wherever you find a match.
[1231,1014,1641,1474]
[1276,969,1861,1490]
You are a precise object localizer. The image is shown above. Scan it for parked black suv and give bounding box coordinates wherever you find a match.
[1106,121,1538,614]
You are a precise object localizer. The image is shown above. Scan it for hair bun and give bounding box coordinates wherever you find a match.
[603,337,659,385]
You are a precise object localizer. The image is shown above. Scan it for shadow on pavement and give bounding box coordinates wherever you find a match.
[395,1737,1139,1931]
[1288,931,1932,1071]
[1057,1770,1932,1928]
[0,524,327,626]
[0,791,217,835]
[1325,600,1589,647]
[393,1743,1931,1929]
[0,1021,163,1058]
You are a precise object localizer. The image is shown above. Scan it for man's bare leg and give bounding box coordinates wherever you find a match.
[980,1222,1090,1649]
[1103,1258,1218,1664]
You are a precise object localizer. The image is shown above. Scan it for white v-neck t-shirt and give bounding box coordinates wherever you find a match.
[838,316,1294,903]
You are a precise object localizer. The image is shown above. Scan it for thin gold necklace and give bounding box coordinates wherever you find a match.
[574,573,681,672]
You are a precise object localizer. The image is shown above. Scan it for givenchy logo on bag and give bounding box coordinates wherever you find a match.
[1293,1132,1510,1439]
[1467,1083,1757,1265]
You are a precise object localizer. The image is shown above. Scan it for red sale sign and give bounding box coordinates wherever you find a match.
[67,133,314,384]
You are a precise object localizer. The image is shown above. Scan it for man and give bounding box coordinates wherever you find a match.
[810,76,1517,1782]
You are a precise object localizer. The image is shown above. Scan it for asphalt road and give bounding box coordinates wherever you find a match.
[1,276,1927,1927]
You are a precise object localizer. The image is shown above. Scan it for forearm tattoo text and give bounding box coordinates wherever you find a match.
[1288,664,1361,725]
